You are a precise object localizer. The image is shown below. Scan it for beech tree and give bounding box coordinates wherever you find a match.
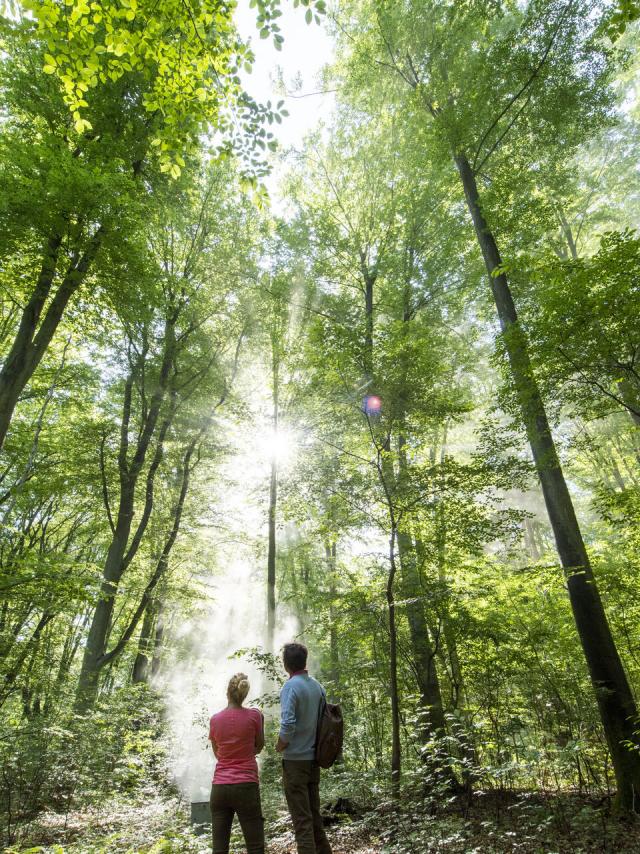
[332,0,640,810]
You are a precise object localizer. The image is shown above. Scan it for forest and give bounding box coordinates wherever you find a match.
[1,0,640,851]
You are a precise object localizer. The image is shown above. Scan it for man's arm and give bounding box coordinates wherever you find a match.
[276,683,296,753]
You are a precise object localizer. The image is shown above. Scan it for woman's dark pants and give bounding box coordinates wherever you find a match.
[210,782,265,854]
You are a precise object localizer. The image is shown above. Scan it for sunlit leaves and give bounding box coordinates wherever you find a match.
[516,230,640,423]
[22,0,321,176]
[599,0,640,41]
[23,0,238,169]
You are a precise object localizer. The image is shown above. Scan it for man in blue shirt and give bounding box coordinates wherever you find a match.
[275,642,332,854]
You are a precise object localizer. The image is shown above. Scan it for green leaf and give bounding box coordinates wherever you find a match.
[74,117,92,133]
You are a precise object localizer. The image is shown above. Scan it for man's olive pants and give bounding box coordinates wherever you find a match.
[210,782,264,854]
[282,760,332,854]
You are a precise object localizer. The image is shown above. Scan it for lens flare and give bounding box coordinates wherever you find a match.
[363,394,382,416]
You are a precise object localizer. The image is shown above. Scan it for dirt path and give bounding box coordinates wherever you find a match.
[3,797,381,854]
[7,790,640,853]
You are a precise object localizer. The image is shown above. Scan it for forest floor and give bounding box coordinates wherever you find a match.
[5,788,640,854]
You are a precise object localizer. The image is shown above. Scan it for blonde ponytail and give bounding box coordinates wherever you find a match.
[227,672,250,706]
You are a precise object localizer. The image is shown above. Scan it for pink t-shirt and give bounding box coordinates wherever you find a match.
[209,707,263,785]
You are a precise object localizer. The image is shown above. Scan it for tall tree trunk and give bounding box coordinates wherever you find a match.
[0,228,104,452]
[432,434,466,711]
[132,599,157,684]
[76,495,135,707]
[359,243,402,790]
[151,601,165,678]
[396,524,448,740]
[619,378,640,427]
[524,517,541,561]
[266,455,277,651]
[325,541,340,693]
[394,278,450,747]
[76,315,177,709]
[364,271,375,379]
[396,430,449,732]
[431,443,477,794]
[79,433,193,707]
[266,310,282,653]
[0,611,54,709]
[455,151,640,811]
[387,526,401,796]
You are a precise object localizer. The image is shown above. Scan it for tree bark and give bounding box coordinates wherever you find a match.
[151,601,165,678]
[619,378,640,427]
[394,288,450,749]
[387,526,401,796]
[78,434,193,704]
[104,440,196,669]
[454,150,640,811]
[524,517,541,560]
[0,612,54,708]
[132,599,157,684]
[325,541,340,693]
[431,435,467,712]
[266,335,279,652]
[0,228,104,452]
[396,522,448,740]
[266,455,277,652]
[364,272,375,379]
[432,449,477,794]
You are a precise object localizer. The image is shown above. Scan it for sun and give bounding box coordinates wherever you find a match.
[254,426,297,466]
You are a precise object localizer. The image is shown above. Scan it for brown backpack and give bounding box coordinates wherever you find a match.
[315,699,343,769]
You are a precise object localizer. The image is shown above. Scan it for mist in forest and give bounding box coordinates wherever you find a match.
[160,367,298,802]
[161,557,296,802]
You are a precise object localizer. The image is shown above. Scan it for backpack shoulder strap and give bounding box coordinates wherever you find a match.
[314,688,327,748]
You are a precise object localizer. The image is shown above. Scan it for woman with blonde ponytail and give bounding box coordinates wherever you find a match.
[208,673,265,854]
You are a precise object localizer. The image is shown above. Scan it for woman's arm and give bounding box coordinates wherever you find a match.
[210,737,219,759]
[209,719,219,758]
[254,712,265,755]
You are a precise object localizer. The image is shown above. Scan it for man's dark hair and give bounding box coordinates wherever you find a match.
[283,642,308,673]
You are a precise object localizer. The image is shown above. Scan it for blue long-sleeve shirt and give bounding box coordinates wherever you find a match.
[279,672,326,760]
